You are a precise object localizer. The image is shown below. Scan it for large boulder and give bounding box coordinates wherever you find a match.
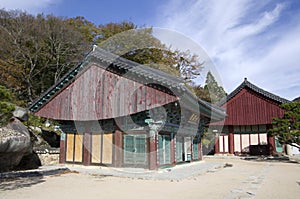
[0,118,32,172]
[12,106,28,121]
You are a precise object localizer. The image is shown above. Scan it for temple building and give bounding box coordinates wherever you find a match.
[212,78,290,155]
[29,46,225,169]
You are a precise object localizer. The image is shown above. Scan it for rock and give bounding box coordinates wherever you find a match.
[0,118,32,172]
[12,106,28,121]
[29,126,42,133]
[16,152,41,170]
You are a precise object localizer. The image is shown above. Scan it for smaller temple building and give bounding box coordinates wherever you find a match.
[29,46,225,169]
[212,78,290,155]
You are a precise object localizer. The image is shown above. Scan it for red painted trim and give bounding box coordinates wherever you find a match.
[223,135,225,153]
[229,126,234,154]
[249,133,251,147]
[240,133,242,153]
[170,133,175,165]
[149,134,158,170]
[198,142,202,160]
[215,136,220,153]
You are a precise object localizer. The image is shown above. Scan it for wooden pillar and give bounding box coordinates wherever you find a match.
[114,129,123,167]
[59,132,66,164]
[83,132,91,166]
[267,135,275,155]
[198,141,203,160]
[149,133,158,170]
[170,133,175,165]
[215,135,220,154]
[267,124,275,155]
[229,126,234,154]
[190,136,193,162]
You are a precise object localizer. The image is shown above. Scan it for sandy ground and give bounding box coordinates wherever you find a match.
[1,158,299,199]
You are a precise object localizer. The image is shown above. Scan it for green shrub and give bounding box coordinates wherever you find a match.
[0,86,15,126]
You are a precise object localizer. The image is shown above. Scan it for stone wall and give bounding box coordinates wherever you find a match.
[35,148,60,166]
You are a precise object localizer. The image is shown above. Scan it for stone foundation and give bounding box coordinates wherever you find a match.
[35,148,60,166]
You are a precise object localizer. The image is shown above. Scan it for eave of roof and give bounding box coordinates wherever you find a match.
[218,78,290,106]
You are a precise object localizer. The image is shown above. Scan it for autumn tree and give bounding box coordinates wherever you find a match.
[0,10,89,101]
[96,22,203,83]
[0,10,203,103]
[268,102,300,150]
[0,85,15,126]
[67,16,100,44]
[40,14,88,85]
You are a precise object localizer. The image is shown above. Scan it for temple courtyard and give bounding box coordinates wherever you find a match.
[1,157,299,199]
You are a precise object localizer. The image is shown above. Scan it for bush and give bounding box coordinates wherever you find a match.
[0,85,15,126]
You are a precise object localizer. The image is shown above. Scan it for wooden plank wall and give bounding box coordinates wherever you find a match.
[222,88,285,125]
[35,65,177,120]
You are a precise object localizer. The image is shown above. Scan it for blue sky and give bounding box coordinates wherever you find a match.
[1,0,300,100]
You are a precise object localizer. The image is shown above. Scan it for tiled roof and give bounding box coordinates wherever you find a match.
[218,78,290,106]
[29,46,225,120]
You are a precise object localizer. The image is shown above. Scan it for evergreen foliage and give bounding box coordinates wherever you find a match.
[193,71,227,104]
[268,102,300,149]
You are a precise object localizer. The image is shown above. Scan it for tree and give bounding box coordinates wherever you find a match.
[0,85,15,126]
[193,71,227,103]
[0,10,89,101]
[293,97,300,102]
[67,16,99,44]
[0,11,204,103]
[268,102,300,150]
[192,84,210,102]
[41,14,88,85]
[204,71,227,104]
[96,22,203,83]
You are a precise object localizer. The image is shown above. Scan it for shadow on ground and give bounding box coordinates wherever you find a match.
[242,156,299,164]
[0,176,45,191]
[0,167,73,191]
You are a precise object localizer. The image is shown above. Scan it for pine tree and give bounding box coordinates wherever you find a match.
[268,102,300,150]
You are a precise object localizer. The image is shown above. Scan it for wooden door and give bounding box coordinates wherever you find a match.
[65,133,83,163]
[91,133,113,165]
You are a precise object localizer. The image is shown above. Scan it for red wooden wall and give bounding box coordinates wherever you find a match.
[35,65,177,120]
[221,88,285,125]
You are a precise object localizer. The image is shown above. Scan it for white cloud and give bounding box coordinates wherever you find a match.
[0,0,61,13]
[155,0,300,100]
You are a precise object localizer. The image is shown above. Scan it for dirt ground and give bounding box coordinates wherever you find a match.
[1,158,299,199]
